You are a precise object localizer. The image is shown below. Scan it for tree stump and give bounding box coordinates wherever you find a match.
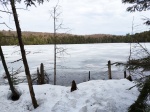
[71,80,77,92]
[126,75,132,81]
[40,63,45,84]
[37,63,45,85]
[37,68,41,84]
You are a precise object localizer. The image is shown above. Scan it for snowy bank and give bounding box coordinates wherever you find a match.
[0,79,139,112]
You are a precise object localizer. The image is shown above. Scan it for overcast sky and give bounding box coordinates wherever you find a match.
[0,0,150,35]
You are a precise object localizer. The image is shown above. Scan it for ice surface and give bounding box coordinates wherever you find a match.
[0,43,150,86]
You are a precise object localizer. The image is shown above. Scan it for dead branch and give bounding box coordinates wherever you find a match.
[56,47,68,55]
[9,51,31,63]
[0,10,12,14]
[0,22,13,29]
[11,66,22,75]
[16,8,30,11]
[9,58,22,63]
[32,77,38,82]
[127,83,142,90]
[137,42,150,56]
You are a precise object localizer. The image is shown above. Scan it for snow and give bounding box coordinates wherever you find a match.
[0,79,139,112]
[0,43,145,111]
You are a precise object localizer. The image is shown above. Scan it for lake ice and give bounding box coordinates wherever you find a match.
[0,43,150,86]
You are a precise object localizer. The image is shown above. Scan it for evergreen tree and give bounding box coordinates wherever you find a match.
[123,0,150,111]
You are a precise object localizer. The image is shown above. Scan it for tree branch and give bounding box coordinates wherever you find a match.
[16,8,30,11]
[0,10,12,14]
[0,22,13,29]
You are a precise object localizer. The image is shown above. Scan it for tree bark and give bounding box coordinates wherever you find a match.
[10,0,38,108]
[0,46,19,98]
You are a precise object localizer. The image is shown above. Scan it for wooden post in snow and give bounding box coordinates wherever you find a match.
[37,68,41,84]
[108,60,112,79]
[124,71,127,78]
[88,71,90,81]
[40,63,45,84]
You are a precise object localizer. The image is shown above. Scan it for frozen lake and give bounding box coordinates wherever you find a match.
[0,43,150,86]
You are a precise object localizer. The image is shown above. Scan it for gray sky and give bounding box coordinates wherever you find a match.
[0,0,149,35]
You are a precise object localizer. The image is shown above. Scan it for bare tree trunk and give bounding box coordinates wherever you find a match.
[51,3,66,85]
[53,7,56,85]
[10,0,38,108]
[54,44,56,85]
[0,46,19,100]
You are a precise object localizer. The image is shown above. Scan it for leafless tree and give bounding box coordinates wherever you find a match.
[9,0,39,108]
[0,0,48,109]
[0,9,20,101]
[0,42,20,101]
[50,2,68,85]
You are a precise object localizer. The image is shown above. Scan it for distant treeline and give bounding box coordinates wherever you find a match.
[0,30,150,45]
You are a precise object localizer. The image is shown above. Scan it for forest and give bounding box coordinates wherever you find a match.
[0,30,150,45]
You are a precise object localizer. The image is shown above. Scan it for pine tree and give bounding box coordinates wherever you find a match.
[122,0,150,111]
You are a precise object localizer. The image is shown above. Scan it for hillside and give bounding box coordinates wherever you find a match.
[0,30,114,38]
[0,30,150,45]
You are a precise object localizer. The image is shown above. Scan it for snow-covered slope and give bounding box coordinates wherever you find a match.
[0,79,139,112]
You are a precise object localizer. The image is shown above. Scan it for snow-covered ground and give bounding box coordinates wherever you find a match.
[0,43,150,86]
[0,79,139,112]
